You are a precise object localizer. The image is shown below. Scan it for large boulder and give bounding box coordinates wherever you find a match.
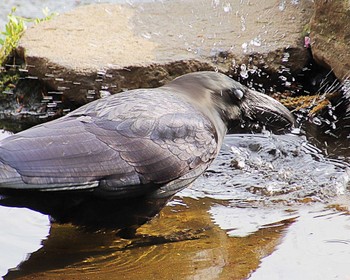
[16,0,313,108]
[310,0,350,81]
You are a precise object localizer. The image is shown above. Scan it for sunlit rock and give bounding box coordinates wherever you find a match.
[16,0,312,107]
[310,0,350,82]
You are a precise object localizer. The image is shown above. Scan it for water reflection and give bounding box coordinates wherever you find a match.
[1,0,349,278]
[209,205,298,237]
[0,207,49,279]
[3,197,290,280]
[1,132,349,279]
[7,197,350,280]
[250,206,350,280]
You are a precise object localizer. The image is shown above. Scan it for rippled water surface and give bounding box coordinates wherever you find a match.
[1,0,350,279]
[1,131,349,280]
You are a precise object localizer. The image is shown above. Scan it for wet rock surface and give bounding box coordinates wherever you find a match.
[15,0,313,108]
[310,0,350,81]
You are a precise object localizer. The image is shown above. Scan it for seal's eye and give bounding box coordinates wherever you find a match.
[233,88,244,100]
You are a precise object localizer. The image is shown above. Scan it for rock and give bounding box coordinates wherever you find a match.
[310,0,350,82]
[16,0,313,108]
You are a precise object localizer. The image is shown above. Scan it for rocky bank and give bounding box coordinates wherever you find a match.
[11,0,313,111]
[3,0,350,123]
[310,0,350,81]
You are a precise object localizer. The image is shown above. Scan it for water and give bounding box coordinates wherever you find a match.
[249,207,350,280]
[0,208,49,278]
[182,132,350,202]
[0,130,349,279]
[1,0,350,279]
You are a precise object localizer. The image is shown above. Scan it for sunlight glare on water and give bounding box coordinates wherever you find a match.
[179,132,350,279]
[1,130,349,279]
[249,206,350,280]
[209,205,298,237]
[0,207,50,279]
[0,132,49,279]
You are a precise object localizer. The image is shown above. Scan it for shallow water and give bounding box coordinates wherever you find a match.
[0,208,49,278]
[1,0,350,279]
[1,130,349,280]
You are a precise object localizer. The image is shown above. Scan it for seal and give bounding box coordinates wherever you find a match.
[0,71,294,236]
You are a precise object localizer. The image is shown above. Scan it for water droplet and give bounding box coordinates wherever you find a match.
[241,42,248,53]
[223,3,232,12]
[240,15,246,31]
[279,75,287,82]
[141,32,151,39]
[279,0,286,11]
[282,52,290,62]
[250,37,261,47]
[312,117,322,126]
[240,64,249,79]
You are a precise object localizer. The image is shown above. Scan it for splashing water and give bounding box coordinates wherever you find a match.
[181,133,350,203]
[223,3,232,13]
[240,15,246,31]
